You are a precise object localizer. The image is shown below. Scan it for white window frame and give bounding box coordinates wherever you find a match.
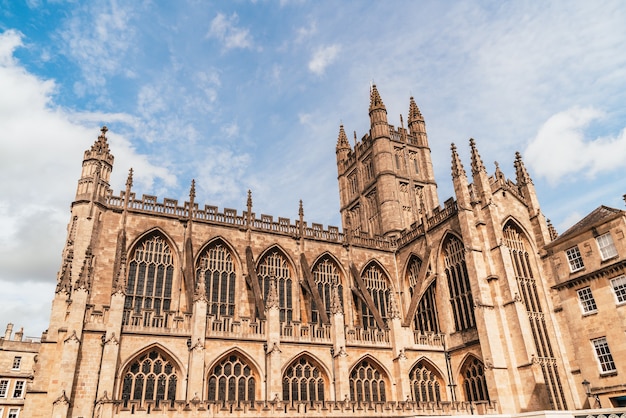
[592,337,617,374]
[577,286,597,314]
[611,275,626,305]
[8,408,19,418]
[11,356,21,370]
[12,381,24,399]
[566,246,584,272]
[0,379,8,397]
[596,232,618,260]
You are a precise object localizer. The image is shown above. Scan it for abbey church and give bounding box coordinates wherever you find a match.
[23,86,626,418]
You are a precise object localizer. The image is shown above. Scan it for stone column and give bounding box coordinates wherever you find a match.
[265,278,282,401]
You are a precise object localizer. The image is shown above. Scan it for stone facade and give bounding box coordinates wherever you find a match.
[0,324,40,418]
[22,86,625,417]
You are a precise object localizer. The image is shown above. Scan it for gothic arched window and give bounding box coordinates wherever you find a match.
[207,354,256,403]
[124,234,174,327]
[349,359,386,402]
[196,242,236,317]
[258,250,293,323]
[282,356,326,402]
[312,257,342,324]
[503,223,566,409]
[406,256,439,333]
[409,361,443,403]
[443,236,475,331]
[121,350,178,404]
[461,357,489,402]
[356,263,390,329]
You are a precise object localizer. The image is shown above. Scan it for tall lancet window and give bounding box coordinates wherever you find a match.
[357,263,390,329]
[409,361,443,403]
[443,236,475,331]
[407,256,439,333]
[196,242,236,317]
[258,250,293,323]
[312,257,342,324]
[503,223,567,410]
[124,234,174,328]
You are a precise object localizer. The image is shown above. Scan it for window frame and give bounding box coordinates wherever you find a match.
[611,275,626,305]
[0,379,8,397]
[8,408,19,418]
[12,381,25,398]
[592,337,617,375]
[577,286,598,315]
[565,246,584,272]
[596,232,618,261]
[11,356,21,370]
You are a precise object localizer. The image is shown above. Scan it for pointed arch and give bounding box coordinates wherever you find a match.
[408,358,445,403]
[353,260,392,329]
[459,355,489,402]
[405,253,423,296]
[501,216,538,253]
[118,344,182,404]
[195,237,240,318]
[441,233,475,331]
[206,349,260,403]
[502,220,566,409]
[348,355,390,402]
[310,253,344,324]
[123,229,179,328]
[282,352,330,402]
[256,245,295,323]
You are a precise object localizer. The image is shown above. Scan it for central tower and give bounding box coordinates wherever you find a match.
[336,86,439,237]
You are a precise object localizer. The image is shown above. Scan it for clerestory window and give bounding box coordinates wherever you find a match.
[443,236,475,331]
[196,242,236,317]
[311,257,342,324]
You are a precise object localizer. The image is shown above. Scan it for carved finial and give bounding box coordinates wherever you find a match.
[494,161,505,181]
[247,190,252,211]
[101,126,108,135]
[408,96,423,122]
[514,151,532,185]
[75,246,93,291]
[125,168,133,189]
[336,124,350,150]
[330,283,343,315]
[369,84,385,110]
[189,179,196,202]
[265,277,280,310]
[91,126,111,155]
[450,143,466,179]
[547,219,559,241]
[299,200,304,219]
[56,250,73,294]
[469,138,485,175]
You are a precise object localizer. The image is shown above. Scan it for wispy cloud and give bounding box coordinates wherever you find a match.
[525,107,626,184]
[308,44,340,75]
[207,13,253,50]
[58,1,137,91]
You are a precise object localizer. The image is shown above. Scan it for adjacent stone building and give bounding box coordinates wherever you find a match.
[0,324,40,418]
[22,86,625,417]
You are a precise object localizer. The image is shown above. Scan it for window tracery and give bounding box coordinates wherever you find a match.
[443,236,475,331]
[124,234,174,327]
[258,250,293,323]
[358,264,390,329]
[207,354,256,403]
[196,242,236,317]
[407,256,439,333]
[121,350,178,404]
[282,357,325,402]
[349,359,386,402]
[311,257,342,324]
[409,361,443,403]
[461,357,489,402]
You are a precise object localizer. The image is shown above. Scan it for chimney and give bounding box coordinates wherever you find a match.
[4,323,13,340]
[14,327,23,342]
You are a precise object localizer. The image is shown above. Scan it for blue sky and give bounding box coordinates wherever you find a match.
[1,0,625,337]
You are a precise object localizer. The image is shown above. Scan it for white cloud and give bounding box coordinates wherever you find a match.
[308,44,340,75]
[295,20,317,43]
[58,2,136,89]
[207,13,253,50]
[0,30,175,293]
[525,107,626,184]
